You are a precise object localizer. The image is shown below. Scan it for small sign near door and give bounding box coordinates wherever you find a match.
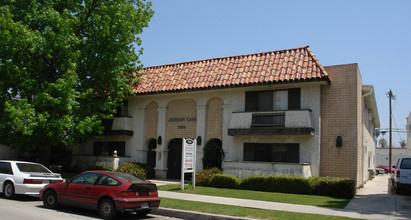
[181,138,196,190]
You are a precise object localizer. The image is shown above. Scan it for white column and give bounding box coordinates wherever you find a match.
[133,108,146,162]
[155,106,168,179]
[222,103,231,167]
[196,105,208,171]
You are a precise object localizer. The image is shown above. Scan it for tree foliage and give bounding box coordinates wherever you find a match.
[399,139,406,148]
[202,139,225,169]
[0,0,154,150]
[379,138,387,148]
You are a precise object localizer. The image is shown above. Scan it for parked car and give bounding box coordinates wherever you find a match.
[393,156,411,194]
[40,170,160,219]
[0,160,63,199]
[375,166,385,175]
[376,165,395,174]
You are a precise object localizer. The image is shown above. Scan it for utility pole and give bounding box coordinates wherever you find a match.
[387,90,395,174]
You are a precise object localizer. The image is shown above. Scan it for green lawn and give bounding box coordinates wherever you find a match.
[161,198,359,220]
[158,184,351,209]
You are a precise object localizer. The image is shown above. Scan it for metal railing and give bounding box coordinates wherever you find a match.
[251,113,285,127]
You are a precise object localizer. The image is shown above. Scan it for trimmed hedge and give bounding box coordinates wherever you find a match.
[209,174,240,189]
[240,175,312,195]
[196,173,356,199]
[311,177,356,199]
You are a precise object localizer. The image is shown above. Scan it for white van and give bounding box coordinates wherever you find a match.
[393,156,411,194]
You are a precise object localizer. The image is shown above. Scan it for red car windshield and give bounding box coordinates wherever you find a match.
[110,172,147,183]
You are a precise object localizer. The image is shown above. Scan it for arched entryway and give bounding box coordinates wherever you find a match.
[147,139,157,171]
[167,138,182,179]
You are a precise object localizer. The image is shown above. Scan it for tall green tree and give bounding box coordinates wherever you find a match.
[0,1,153,153]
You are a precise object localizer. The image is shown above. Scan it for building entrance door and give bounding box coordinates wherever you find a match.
[167,139,182,179]
[147,139,156,172]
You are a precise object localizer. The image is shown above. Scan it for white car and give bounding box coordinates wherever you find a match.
[0,160,63,199]
[393,156,411,194]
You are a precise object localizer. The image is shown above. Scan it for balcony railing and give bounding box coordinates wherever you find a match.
[228,109,314,136]
[251,113,285,127]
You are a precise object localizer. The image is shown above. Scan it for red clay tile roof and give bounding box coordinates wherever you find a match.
[134,46,329,94]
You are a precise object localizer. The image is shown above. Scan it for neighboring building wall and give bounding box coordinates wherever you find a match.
[361,84,380,182]
[321,64,362,184]
[356,69,364,185]
[363,110,376,181]
[376,148,408,166]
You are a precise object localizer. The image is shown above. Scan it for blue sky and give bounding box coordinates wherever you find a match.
[139,0,411,147]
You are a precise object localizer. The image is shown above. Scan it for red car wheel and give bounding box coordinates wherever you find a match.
[99,198,116,220]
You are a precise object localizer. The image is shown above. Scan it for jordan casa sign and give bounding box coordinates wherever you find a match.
[168,116,197,129]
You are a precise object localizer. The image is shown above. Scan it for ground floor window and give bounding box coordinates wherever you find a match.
[93,142,125,156]
[243,143,299,163]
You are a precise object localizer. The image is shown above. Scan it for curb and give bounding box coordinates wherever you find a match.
[151,207,256,220]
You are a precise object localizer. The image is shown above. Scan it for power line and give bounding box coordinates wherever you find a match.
[379,128,406,133]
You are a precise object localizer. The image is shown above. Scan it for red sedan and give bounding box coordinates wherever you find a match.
[376,165,395,173]
[40,171,160,219]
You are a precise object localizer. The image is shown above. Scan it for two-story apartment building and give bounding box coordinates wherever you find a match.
[71,46,380,187]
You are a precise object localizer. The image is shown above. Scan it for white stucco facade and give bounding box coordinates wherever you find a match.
[72,82,324,178]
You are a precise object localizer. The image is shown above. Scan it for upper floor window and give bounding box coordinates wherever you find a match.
[114,100,129,117]
[245,88,300,111]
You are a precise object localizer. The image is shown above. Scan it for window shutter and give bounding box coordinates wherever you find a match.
[288,88,300,110]
[245,92,257,111]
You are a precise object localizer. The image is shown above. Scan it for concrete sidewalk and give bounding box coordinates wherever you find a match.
[151,175,411,219]
[344,175,411,219]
